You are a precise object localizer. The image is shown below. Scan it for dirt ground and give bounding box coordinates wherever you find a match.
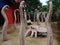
[0,23,59,45]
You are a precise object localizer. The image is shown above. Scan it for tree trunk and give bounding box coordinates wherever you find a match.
[19,1,25,45]
[45,2,53,45]
[37,12,41,25]
[14,9,19,29]
[1,5,9,41]
[34,9,37,22]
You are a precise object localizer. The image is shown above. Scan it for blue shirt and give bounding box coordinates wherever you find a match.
[0,0,11,9]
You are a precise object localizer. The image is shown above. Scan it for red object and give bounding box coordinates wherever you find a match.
[4,7,13,24]
[17,0,22,3]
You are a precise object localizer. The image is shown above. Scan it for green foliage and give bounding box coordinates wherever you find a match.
[48,0,60,31]
[40,5,48,11]
[24,0,42,11]
[57,10,60,31]
[48,0,60,12]
[47,0,60,22]
[57,16,60,31]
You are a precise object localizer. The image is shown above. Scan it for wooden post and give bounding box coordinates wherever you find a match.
[1,5,9,41]
[19,1,25,45]
[45,1,53,45]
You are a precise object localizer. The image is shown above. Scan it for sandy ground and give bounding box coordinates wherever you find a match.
[0,23,59,45]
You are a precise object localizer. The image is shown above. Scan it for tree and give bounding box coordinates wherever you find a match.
[40,5,48,12]
[49,0,60,31]
[57,9,60,31]
[24,0,42,11]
